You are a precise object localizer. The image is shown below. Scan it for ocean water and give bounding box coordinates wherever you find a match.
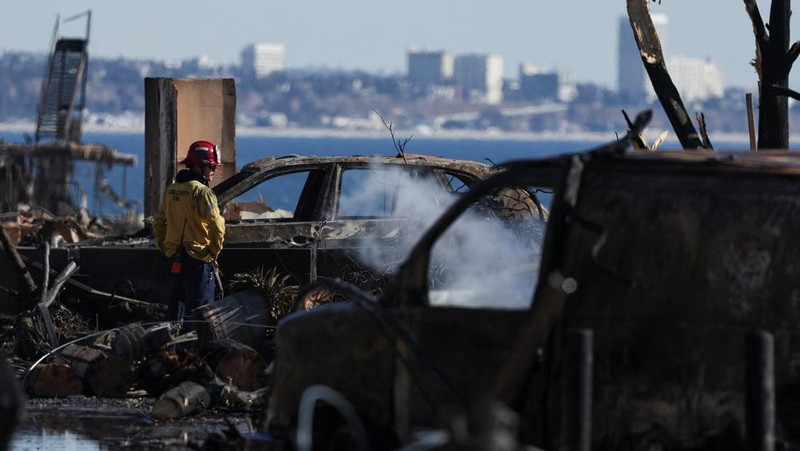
[0,130,749,216]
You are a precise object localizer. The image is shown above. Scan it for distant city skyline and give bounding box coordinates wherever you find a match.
[0,1,790,89]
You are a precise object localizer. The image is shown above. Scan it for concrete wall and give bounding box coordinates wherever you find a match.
[144,78,236,218]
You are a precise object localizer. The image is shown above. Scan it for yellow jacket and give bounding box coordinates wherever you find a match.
[153,173,225,263]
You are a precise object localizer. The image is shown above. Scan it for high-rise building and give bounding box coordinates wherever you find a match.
[617,14,668,101]
[618,14,724,102]
[518,64,576,103]
[241,43,285,78]
[407,50,453,86]
[669,56,725,101]
[453,54,504,104]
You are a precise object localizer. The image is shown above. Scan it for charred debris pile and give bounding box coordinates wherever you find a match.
[0,230,313,451]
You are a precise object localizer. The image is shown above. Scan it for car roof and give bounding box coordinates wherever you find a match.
[239,152,496,175]
[213,153,498,204]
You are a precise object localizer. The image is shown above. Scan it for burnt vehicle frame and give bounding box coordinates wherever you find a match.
[2,153,501,309]
[265,135,800,449]
[213,153,495,247]
[213,152,499,295]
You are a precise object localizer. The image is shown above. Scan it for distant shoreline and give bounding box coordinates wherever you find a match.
[0,120,759,145]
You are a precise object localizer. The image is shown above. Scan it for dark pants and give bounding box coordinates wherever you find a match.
[168,255,215,322]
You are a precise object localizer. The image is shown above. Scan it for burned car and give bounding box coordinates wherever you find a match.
[212,153,500,288]
[3,153,518,307]
[263,136,800,449]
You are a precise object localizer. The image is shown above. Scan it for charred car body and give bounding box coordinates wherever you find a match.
[1,153,507,308]
[264,137,800,449]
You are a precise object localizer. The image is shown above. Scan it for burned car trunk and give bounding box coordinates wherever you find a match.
[264,141,800,449]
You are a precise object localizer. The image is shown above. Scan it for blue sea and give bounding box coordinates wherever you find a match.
[0,130,750,216]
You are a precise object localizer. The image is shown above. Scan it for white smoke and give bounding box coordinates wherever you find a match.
[345,166,545,309]
[427,203,544,309]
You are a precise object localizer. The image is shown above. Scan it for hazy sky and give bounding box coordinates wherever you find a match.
[0,1,786,90]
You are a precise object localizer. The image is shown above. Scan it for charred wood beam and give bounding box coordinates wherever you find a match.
[0,227,37,303]
[0,143,136,165]
[35,303,58,348]
[744,0,798,149]
[41,261,78,308]
[621,110,649,150]
[696,112,714,149]
[152,381,211,420]
[769,84,800,101]
[627,0,706,150]
[745,0,767,79]
[38,243,50,306]
[18,254,155,307]
[745,330,775,451]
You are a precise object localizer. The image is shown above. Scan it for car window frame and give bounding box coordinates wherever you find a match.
[219,163,334,223]
[329,162,484,221]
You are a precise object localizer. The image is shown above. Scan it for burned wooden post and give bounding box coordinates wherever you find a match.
[746,330,775,451]
[0,225,37,305]
[744,0,800,149]
[565,328,593,451]
[746,93,758,150]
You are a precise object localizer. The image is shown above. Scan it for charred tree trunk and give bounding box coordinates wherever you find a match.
[627,0,706,150]
[745,0,800,149]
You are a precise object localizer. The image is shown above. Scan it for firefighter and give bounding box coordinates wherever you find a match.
[153,140,226,323]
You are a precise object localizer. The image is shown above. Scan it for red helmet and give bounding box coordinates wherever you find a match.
[181,140,221,168]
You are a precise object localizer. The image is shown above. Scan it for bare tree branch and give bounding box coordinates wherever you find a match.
[373,109,413,162]
[622,109,648,150]
[788,41,800,66]
[769,84,800,101]
[743,0,766,78]
[651,131,669,151]
[696,112,714,149]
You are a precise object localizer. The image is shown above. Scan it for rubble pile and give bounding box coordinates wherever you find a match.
[0,207,348,449]
[24,323,271,419]
[1,206,112,247]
